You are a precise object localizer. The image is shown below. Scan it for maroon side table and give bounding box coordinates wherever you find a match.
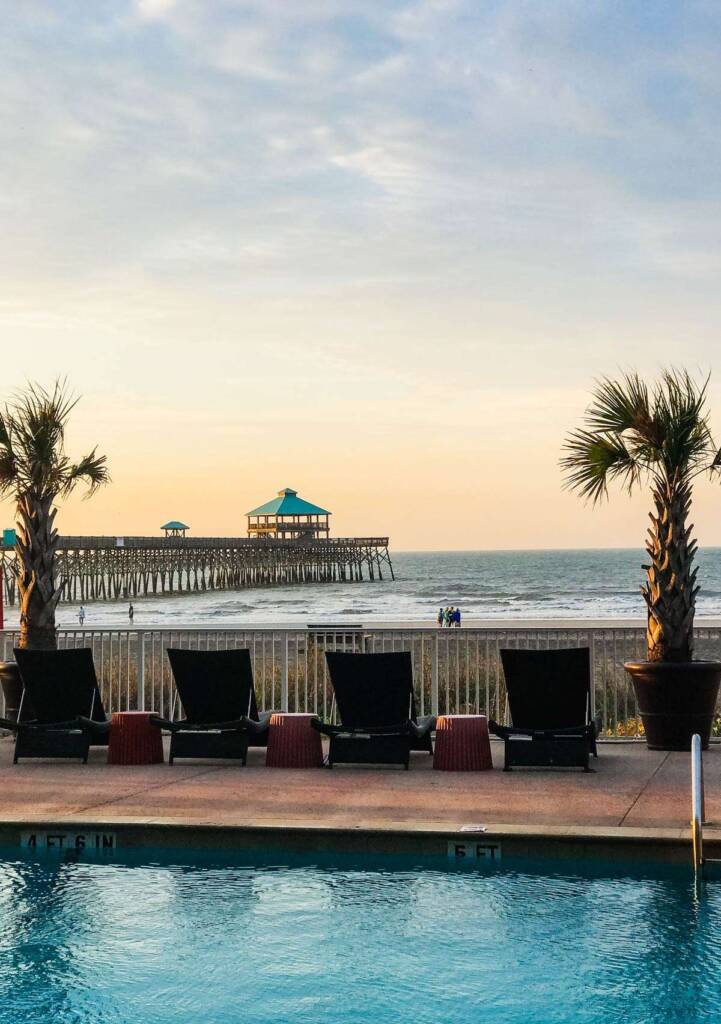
[266,713,323,768]
[433,715,493,771]
[108,711,164,765]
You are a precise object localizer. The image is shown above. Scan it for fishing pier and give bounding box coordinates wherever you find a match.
[0,488,393,605]
[0,535,393,605]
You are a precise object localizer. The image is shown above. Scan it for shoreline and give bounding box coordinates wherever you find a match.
[4,610,721,626]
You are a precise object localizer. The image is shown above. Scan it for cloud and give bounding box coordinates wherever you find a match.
[3,0,721,294]
[134,0,177,21]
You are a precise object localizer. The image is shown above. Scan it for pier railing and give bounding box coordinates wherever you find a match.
[39,536,391,550]
[2,625,720,740]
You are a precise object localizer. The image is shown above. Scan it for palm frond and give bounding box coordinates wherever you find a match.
[563,368,719,500]
[561,430,641,503]
[653,368,714,474]
[0,448,17,495]
[0,379,107,501]
[60,449,110,498]
[0,411,17,495]
[6,381,68,495]
[0,412,12,451]
[585,373,651,436]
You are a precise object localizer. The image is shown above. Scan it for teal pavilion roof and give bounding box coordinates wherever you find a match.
[247,488,330,517]
[161,521,189,530]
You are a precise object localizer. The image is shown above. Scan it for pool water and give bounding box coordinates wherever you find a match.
[0,850,718,1024]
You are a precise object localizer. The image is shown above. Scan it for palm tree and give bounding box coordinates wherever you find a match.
[561,369,721,663]
[0,381,108,650]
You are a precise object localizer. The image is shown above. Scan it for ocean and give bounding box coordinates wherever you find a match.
[5,548,721,628]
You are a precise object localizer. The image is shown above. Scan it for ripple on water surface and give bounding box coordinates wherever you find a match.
[0,854,718,1024]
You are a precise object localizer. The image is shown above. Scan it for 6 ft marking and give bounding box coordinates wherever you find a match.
[448,841,502,861]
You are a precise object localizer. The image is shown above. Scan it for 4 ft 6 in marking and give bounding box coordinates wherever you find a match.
[20,832,117,851]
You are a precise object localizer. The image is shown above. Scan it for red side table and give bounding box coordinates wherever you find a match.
[108,711,165,765]
[433,715,493,771]
[266,713,323,768]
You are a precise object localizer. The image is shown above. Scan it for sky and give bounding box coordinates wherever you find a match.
[3,0,721,550]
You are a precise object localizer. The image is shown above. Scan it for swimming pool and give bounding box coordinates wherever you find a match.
[0,850,717,1024]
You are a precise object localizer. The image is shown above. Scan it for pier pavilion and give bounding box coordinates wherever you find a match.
[247,488,330,540]
[161,521,189,538]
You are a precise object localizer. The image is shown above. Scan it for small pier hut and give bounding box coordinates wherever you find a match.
[247,488,330,540]
[161,521,189,538]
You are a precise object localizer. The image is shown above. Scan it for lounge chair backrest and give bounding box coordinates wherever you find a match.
[325,651,416,728]
[14,647,102,724]
[500,647,591,730]
[166,648,258,723]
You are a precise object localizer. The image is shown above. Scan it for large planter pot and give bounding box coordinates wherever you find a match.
[624,660,721,751]
[0,661,23,726]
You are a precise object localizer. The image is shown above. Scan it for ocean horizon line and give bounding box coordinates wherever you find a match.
[391,545,721,554]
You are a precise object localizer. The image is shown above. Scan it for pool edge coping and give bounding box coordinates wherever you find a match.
[0,815,717,864]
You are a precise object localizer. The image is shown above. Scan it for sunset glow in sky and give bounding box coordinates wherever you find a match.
[3,1,721,549]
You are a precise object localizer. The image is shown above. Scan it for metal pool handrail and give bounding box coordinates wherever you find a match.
[691,734,704,872]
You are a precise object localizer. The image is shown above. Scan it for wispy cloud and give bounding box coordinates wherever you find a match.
[4,3,721,547]
[135,0,178,21]
[3,0,721,295]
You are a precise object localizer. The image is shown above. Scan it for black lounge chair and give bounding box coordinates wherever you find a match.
[2,648,110,763]
[489,647,600,772]
[153,648,272,764]
[312,651,436,769]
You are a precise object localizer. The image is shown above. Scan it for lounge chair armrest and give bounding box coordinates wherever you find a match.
[490,721,594,740]
[415,715,437,736]
[17,718,86,731]
[311,719,415,738]
[246,715,270,736]
[77,717,111,735]
[370,721,415,736]
[546,723,595,738]
[0,717,16,732]
[152,717,254,733]
[149,716,174,729]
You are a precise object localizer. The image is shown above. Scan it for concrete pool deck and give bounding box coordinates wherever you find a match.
[0,737,719,862]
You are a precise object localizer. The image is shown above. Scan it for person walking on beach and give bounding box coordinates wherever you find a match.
[444,607,452,628]
[78,605,86,626]
[437,607,444,627]
[453,607,462,628]
[128,602,134,623]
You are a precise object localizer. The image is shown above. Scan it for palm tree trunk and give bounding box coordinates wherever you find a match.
[16,495,61,650]
[642,475,698,662]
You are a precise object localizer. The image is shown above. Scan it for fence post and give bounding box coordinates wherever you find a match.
[431,634,439,716]
[588,630,596,722]
[281,634,289,712]
[136,630,145,711]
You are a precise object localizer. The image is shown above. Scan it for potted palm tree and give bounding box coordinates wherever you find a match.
[0,379,108,671]
[562,369,721,750]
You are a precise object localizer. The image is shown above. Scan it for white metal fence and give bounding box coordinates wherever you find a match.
[3,625,721,739]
